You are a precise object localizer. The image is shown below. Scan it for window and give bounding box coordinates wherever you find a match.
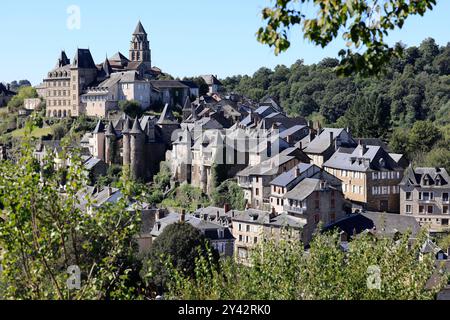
[406,192,412,200]
[314,214,320,224]
[246,225,250,232]
[238,224,242,231]
[255,188,259,196]
[359,186,363,194]
[373,172,378,180]
[315,200,320,209]
[239,235,243,242]
[330,213,336,223]
[254,237,258,244]
[427,206,433,214]
[444,206,449,214]
[406,205,412,214]
[443,193,449,202]
[419,205,425,213]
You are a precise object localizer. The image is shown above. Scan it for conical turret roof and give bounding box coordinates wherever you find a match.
[105,121,117,137]
[122,116,132,134]
[130,117,144,134]
[93,120,105,134]
[158,103,178,125]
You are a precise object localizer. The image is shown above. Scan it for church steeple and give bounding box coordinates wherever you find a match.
[130,21,151,66]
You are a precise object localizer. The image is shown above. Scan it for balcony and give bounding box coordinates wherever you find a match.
[284,205,306,215]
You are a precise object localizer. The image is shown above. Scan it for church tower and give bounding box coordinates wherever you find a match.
[130,21,151,67]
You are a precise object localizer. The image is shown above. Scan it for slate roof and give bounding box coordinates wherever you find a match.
[130,118,144,134]
[232,210,305,229]
[72,49,96,69]
[324,211,421,238]
[133,21,147,35]
[150,80,190,89]
[150,212,234,240]
[270,163,315,187]
[200,74,223,86]
[284,178,322,201]
[400,167,450,187]
[303,128,345,154]
[323,144,402,172]
[106,121,118,137]
[93,120,105,134]
[279,125,308,139]
[158,104,178,125]
[237,152,296,177]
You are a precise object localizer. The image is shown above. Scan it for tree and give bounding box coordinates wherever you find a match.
[211,180,246,211]
[257,0,437,76]
[407,120,442,154]
[0,126,143,299]
[142,222,219,293]
[119,100,143,119]
[164,230,445,300]
[6,86,38,111]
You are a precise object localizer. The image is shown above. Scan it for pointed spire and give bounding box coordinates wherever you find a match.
[102,56,113,77]
[182,96,192,110]
[105,121,117,137]
[133,21,147,35]
[158,104,178,125]
[130,118,144,135]
[122,116,132,134]
[93,120,105,134]
[57,50,70,68]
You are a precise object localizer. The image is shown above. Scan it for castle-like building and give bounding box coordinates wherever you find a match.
[88,103,179,181]
[43,22,165,118]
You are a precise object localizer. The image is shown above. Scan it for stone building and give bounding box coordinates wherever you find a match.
[303,128,356,167]
[399,167,450,232]
[43,22,159,118]
[231,209,304,264]
[0,83,16,107]
[283,171,346,245]
[323,142,405,213]
[89,110,177,182]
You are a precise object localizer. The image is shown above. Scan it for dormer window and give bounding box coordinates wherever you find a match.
[379,158,385,168]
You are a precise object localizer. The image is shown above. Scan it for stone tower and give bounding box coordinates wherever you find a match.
[130,118,145,180]
[130,21,151,67]
[122,116,132,167]
[92,120,105,162]
[105,121,118,165]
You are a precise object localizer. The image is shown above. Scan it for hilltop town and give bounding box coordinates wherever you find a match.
[1,21,449,300]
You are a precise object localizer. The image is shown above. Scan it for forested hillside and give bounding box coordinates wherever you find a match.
[222,38,450,170]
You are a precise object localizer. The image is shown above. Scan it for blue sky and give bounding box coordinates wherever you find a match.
[1,0,449,85]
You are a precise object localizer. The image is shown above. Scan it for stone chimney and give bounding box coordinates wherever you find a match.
[224,203,231,213]
[295,166,301,178]
[298,141,303,150]
[329,131,334,145]
[216,210,220,221]
[107,187,112,197]
[180,210,186,223]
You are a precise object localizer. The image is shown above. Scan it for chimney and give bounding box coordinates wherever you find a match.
[216,210,220,221]
[308,120,314,129]
[203,213,208,221]
[224,203,230,213]
[180,210,186,223]
[346,127,351,134]
[329,131,334,145]
[271,206,276,217]
[361,143,368,156]
[295,166,301,178]
[6,84,10,91]
[298,141,303,150]
[155,210,161,221]
[107,187,112,197]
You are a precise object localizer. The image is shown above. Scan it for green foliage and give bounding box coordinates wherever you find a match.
[162,184,210,212]
[183,77,209,97]
[408,120,442,153]
[0,127,144,299]
[119,100,144,119]
[165,230,445,300]
[415,147,450,173]
[211,180,246,211]
[142,222,219,292]
[257,0,437,76]
[6,86,38,112]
